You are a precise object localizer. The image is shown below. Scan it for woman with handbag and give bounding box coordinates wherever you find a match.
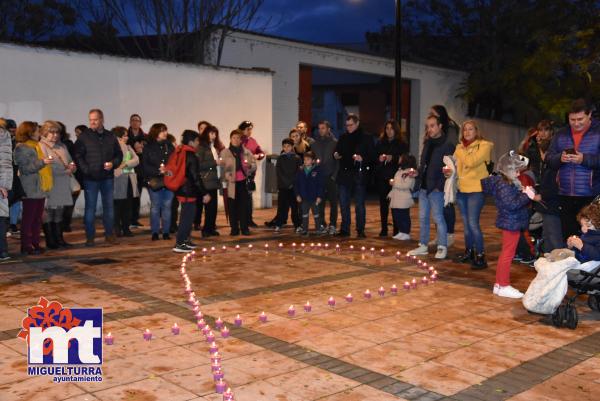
[39,121,77,249]
[221,129,257,236]
[196,125,224,237]
[238,121,265,228]
[14,121,54,255]
[142,123,174,241]
[112,127,140,237]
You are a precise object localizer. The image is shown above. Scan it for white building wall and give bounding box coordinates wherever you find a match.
[0,43,273,214]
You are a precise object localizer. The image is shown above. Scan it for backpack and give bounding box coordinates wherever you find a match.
[163,145,188,192]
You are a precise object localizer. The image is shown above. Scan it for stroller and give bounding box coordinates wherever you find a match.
[552,263,600,329]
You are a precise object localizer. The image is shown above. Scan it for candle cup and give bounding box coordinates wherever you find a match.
[380,248,385,256]
[215,379,227,394]
[395,251,401,260]
[143,329,152,341]
[403,281,411,290]
[370,247,376,256]
[259,312,267,323]
[364,289,372,299]
[206,331,216,343]
[430,273,438,282]
[222,245,227,252]
[197,319,206,329]
[248,244,253,251]
[104,333,114,345]
[422,276,429,285]
[278,242,284,249]
[304,302,312,312]
[171,323,180,335]
[349,245,355,252]
[221,326,230,338]
[210,352,222,364]
[360,246,366,253]
[194,311,203,320]
[223,388,234,401]
[209,342,219,354]
[327,296,336,308]
[213,368,224,381]
[235,245,240,251]
[411,279,418,289]
[378,286,385,297]
[391,284,398,294]
[215,317,224,330]
[234,315,242,327]
[287,305,296,317]
[202,324,211,335]
[211,361,221,372]
[335,244,341,253]
[345,293,353,303]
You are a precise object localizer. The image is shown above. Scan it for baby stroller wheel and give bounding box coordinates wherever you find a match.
[551,305,565,327]
[587,294,600,312]
[565,305,578,330]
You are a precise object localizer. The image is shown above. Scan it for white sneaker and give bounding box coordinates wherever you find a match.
[393,232,410,240]
[447,233,455,247]
[328,226,337,235]
[493,283,500,295]
[427,237,438,246]
[495,285,524,299]
[434,245,447,259]
[408,244,428,256]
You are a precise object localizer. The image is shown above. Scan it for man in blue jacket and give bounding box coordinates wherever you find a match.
[546,98,600,238]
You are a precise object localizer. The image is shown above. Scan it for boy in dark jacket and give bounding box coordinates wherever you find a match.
[173,130,208,253]
[568,203,600,263]
[295,151,324,235]
[274,138,301,232]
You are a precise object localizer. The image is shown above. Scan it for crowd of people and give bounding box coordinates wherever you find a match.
[1,98,599,299]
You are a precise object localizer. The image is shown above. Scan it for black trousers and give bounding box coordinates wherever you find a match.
[202,189,218,234]
[229,181,249,233]
[376,179,393,233]
[171,196,179,232]
[62,191,80,230]
[194,196,204,227]
[176,201,196,244]
[444,204,456,234]
[559,195,594,239]
[391,208,411,235]
[114,181,133,234]
[275,188,300,228]
[318,175,338,228]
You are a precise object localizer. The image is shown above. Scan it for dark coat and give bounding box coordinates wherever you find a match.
[418,133,456,193]
[374,137,408,183]
[295,166,324,203]
[334,127,376,186]
[176,148,206,199]
[142,139,174,181]
[575,229,600,263]
[481,175,531,231]
[276,152,301,189]
[546,119,600,197]
[73,128,123,181]
[196,143,220,190]
[534,156,560,215]
[310,134,338,177]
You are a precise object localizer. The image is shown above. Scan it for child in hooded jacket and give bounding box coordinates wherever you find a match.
[388,154,417,240]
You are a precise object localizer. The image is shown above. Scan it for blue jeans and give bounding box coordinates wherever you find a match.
[542,213,564,253]
[83,178,114,238]
[9,201,21,225]
[418,189,447,247]
[338,180,366,233]
[456,191,485,252]
[149,188,174,235]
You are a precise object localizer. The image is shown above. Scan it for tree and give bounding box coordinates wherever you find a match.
[0,0,77,42]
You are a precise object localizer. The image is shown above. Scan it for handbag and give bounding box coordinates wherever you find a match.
[70,175,81,193]
[246,176,256,192]
[147,176,165,191]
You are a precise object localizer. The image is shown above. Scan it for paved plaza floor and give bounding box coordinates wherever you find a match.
[1,202,599,401]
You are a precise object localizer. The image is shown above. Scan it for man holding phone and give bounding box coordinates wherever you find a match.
[547,98,600,238]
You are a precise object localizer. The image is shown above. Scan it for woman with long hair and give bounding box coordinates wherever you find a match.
[374,119,408,237]
[112,126,140,238]
[196,124,225,237]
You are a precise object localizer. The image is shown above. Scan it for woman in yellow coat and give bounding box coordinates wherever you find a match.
[453,120,493,269]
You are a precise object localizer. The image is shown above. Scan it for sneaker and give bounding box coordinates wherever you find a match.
[493,283,500,295]
[6,231,11,238]
[274,226,281,233]
[295,226,304,234]
[85,238,95,247]
[408,244,428,256]
[513,254,523,262]
[185,240,198,249]
[0,252,10,261]
[9,224,19,234]
[328,225,337,235]
[316,226,328,235]
[495,285,524,299]
[447,233,455,247]
[435,245,447,259]
[393,232,411,240]
[520,255,536,264]
[173,243,193,253]
[297,229,308,236]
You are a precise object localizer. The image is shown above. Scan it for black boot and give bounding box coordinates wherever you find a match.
[62,206,74,232]
[43,223,59,249]
[455,248,474,263]
[54,222,71,248]
[471,253,488,270]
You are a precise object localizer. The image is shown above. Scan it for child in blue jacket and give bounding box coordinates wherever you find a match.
[567,202,600,263]
[295,151,324,235]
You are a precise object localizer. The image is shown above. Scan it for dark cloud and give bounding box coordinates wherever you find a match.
[256,0,395,43]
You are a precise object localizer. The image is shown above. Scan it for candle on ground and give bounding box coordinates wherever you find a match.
[235,244,240,251]
[213,368,224,381]
[364,289,372,299]
[209,342,219,354]
[234,314,242,326]
[391,284,398,294]
[215,317,224,330]
[211,352,222,364]
[206,331,215,342]
[221,326,230,338]
[104,332,114,345]
[278,242,284,249]
[378,286,385,296]
[215,379,227,394]
[223,388,234,401]
[380,248,385,256]
[202,324,211,335]
[259,311,267,323]
[143,329,152,341]
[171,323,180,335]
[403,281,410,290]
[411,278,418,289]
[211,360,221,372]
[328,296,336,307]
[197,319,206,329]
[345,293,353,302]
[422,276,429,285]
[288,305,295,317]
[304,301,312,312]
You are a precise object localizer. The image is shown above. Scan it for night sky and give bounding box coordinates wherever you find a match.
[257,0,395,43]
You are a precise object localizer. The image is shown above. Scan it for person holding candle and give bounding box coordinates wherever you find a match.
[193,120,211,230]
[375,119,408,237]
[238,121,265,228]
[142,123,174,241]
[111,127,139,238]
[388,154,417,240]
[295,151,325,235]
[196,125,224,238]
[74,109,123,246]
[39,121,76,249]
[221,129,257,236]
[272,137,302,232]
[311,120,339,235]
[451,120,493,268]
[130,136,147,229]
[334,114,375,238]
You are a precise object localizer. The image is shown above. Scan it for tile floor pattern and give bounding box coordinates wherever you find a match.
[1,203,600,400]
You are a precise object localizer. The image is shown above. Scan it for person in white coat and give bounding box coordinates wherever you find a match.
[388,154,417,240]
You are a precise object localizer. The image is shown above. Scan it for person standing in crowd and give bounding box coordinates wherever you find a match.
[58,122,79,233]
[374,119,408,237]
[143,123,174,241]
[0,119,13,260]
[408,115,456,259]
[39,121,76,249]
[14,121,54,254]
[173,130,210,253]
[221,129,257,236]
[127,114,145,144]
[388,154,417,240]
[196,125,224,237]
[238,121,265,228]
[334,114,375,238]
[518,127,542,181]
[430,105,459,247]
[193,120,212,231]
[74,109,122,246]
[167,134,179,234]
[295,151,324,235]
[311,120,338,235]
[547,98,600,239]
[531,121,563,252]
[6,119,21,236]
[452,120,493,268]
[289,128,311,158]
[272,137,302,232]
[130,137,146,228]
[112,127,139,238]
[296,121,314,144]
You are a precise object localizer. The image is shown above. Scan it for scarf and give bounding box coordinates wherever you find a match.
[229,144,245,175]
[24,139,53,192]
[303,165,314,175]
[461,138,476,148]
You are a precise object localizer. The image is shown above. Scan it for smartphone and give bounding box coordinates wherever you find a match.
[564,148,576,155]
